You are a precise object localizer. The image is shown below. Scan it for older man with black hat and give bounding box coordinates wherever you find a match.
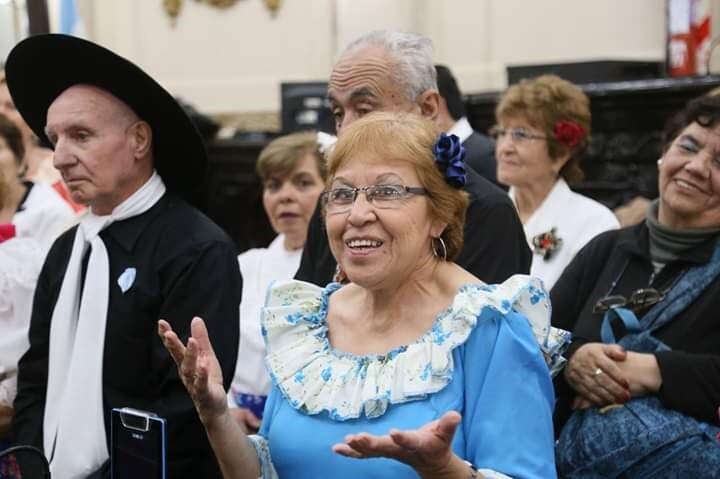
[6,35,241,478]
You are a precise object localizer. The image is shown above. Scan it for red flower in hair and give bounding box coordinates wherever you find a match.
[553,120,586,148]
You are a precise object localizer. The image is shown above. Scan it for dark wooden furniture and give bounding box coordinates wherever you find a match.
[201,139,276,254]
[466,75,720,208]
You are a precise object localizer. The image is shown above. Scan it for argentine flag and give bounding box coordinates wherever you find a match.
[59,0,86,37]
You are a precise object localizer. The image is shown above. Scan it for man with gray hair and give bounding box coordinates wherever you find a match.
[295,30,531,285]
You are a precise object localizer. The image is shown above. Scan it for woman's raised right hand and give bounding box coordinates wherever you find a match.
[158,317,228,424]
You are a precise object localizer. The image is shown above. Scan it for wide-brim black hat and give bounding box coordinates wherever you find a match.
[4,34,206,200]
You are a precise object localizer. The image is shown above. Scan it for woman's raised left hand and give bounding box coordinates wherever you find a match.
[332,411,465,478]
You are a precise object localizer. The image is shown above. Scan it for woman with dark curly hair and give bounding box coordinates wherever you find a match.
[495,74,619,290]
[553,95,720,477]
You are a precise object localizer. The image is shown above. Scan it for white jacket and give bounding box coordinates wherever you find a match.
[510,178,619,291]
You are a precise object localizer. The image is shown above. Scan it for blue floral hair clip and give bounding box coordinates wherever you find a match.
[433,133,467,188]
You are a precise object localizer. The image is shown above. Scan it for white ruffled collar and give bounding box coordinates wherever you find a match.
[261,277,566,421]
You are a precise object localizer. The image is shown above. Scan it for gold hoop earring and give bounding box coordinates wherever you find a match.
[431,236,448,261]
[333,263,348,284]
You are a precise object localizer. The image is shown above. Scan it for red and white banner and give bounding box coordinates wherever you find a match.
[693,0,712,74]
[668,0,714,76]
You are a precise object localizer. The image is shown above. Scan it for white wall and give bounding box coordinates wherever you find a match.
[42,0,668,115]
[0,0,26,65]
[85,0,335,114]
[424,0,665,93]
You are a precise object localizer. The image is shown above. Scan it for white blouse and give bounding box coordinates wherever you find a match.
[510,178,619,291]
[0,237,43,406]
[228,235,303,403]
[14,181,77,255]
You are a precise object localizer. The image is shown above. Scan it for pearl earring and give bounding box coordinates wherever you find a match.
[657,158,663,167]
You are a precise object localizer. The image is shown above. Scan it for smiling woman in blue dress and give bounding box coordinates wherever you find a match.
[160,112,564,478]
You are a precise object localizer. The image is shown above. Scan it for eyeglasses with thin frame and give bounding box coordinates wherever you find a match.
[592,288,667,314]
[592,256,684,316]
[321,184,429,213]
[490,126,547,144]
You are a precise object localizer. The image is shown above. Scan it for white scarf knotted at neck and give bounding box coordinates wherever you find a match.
[44,172,166,478]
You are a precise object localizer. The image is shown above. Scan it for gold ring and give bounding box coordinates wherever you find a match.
[593,367,604,377]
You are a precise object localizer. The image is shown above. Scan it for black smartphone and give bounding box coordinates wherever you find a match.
[110,407,167,479]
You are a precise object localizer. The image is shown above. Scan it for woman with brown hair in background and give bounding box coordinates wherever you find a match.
[227,131,327,432]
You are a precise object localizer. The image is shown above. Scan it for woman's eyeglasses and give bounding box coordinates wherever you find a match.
[592,288,666,314]
[321,184,428,213]
[490,127,547,144]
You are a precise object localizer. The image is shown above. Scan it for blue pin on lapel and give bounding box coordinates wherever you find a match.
[117,267,136,293]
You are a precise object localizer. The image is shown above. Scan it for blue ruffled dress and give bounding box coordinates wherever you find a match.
[248,276,561,478]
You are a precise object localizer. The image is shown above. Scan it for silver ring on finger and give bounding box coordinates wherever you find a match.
[593,367,604,377]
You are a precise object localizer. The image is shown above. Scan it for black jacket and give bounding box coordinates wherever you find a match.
[13,194,242,478]
[551,222,720,428]
[295,166,531,286]
[462,131,498,186]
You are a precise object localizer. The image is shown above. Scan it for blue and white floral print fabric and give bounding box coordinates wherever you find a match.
[261,275,569,422]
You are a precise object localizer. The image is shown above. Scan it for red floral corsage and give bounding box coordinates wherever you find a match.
[554,120,586,148]
[532,227,563,261]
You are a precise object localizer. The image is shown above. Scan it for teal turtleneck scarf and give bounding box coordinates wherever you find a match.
[646,199,720,269]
